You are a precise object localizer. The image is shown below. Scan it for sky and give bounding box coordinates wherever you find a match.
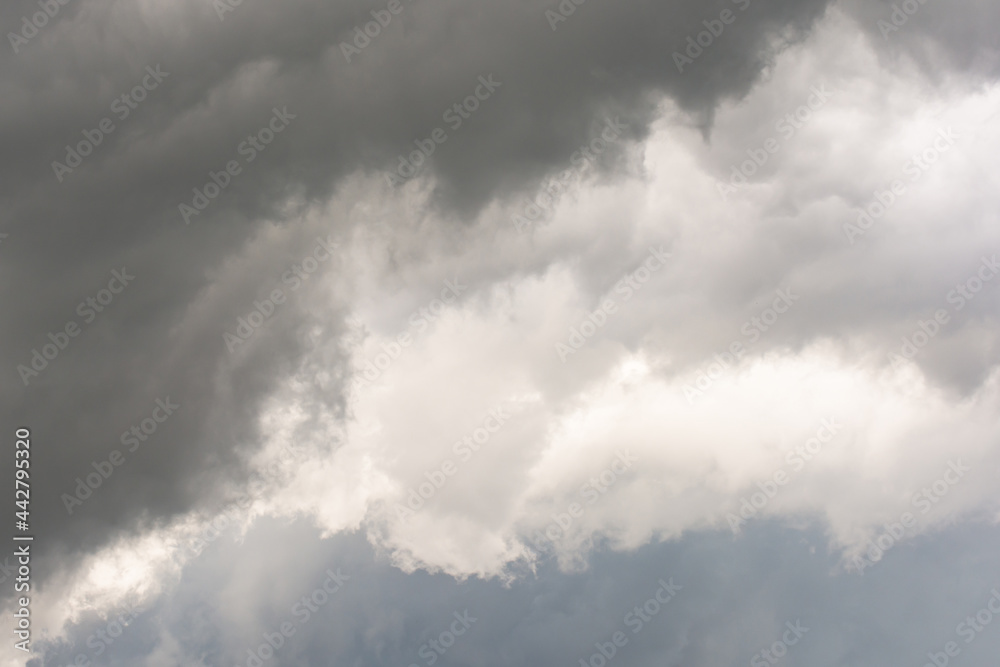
[1,0,999,665]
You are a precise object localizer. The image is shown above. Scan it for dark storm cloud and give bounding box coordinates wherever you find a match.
[0,0,846,596]
[32,518,1000,666]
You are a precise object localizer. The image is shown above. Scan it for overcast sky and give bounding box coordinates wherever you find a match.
[2,0,999,665]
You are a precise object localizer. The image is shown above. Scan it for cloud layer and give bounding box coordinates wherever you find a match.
[2,0,999,665]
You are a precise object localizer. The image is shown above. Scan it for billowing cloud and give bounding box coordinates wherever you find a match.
[2,0,999,665]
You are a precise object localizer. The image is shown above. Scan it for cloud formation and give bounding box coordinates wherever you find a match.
[2,0,999,665]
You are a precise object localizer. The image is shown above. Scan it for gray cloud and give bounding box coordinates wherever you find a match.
[2,1,1000,665]
[0,0,842,589]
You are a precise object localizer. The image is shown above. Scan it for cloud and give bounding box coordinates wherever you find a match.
[3,0,1000,665]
